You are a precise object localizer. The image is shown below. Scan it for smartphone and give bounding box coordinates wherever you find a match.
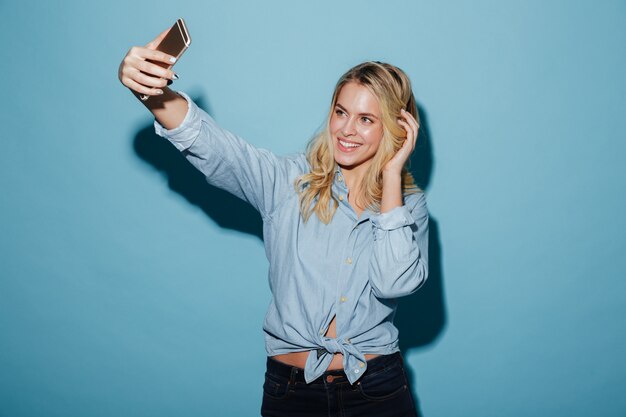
[140,18,191,101]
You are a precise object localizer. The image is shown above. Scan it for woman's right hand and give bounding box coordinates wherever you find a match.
[118,28,179,98]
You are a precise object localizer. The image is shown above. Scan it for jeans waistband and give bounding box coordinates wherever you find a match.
[266,351,403,385]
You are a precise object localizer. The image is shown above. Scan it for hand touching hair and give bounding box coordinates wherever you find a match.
[296,61,420,223]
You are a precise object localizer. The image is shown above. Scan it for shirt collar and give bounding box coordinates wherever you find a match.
[333,165,347,191]
[332,165,374,223]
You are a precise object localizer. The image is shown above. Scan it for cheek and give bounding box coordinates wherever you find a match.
[329,119,339,133]
[361,126,383,148]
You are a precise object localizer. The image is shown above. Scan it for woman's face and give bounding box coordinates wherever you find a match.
[330,82,384,174]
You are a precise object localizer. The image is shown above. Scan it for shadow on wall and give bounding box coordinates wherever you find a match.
[133,96,264,241]
[394,105,448,416]
[396,104,447,351]
[133,95,447,416]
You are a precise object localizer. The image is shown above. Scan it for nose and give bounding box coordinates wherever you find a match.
[341,117,357,137]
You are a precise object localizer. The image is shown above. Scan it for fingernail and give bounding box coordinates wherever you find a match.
[156,90,164,95]
[172,73,179,80]
[169,57,177,63]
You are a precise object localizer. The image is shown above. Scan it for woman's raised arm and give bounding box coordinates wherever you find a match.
[118,27,188,129]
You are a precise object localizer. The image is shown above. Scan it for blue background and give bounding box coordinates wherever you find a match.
[1,1,625,416]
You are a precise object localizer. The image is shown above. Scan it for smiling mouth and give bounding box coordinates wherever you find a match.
[338,138,362,151]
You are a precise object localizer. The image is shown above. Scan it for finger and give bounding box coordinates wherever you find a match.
[145,27,171,49]
[401,110,419,139]
[126,55,176,80]
[130,46,177,67]
[401,138,413,152]
[397,117,410,131]
[405,117,418,145]
[397,120,416,153]
[131,68,170,88]
[124,78,164,97]
[399,114,418,150]
[395,139,413,163]
[397,119,414,141]
[401,109,419,135]
[390,136,416,168]
[398,123,414,148]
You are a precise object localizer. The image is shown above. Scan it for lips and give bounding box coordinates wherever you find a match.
[337,137,362,152]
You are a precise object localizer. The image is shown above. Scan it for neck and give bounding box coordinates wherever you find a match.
[338,162,369,199]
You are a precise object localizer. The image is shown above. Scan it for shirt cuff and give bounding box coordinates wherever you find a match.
[370,205,414,231]
[153,91,201,152]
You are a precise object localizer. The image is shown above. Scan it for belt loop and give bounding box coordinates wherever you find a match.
[289,365,298,385]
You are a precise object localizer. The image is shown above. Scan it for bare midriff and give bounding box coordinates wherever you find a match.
[272,316,380,370]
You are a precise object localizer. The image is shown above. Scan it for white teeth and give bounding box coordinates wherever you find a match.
[339,140,361,148]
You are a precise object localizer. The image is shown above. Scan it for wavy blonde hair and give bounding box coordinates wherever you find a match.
[295,61,420,223]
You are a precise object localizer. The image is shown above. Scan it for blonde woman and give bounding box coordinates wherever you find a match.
[119,28,428,417]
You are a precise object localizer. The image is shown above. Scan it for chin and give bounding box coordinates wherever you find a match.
[333,149,355,169]
[334,154,364,171]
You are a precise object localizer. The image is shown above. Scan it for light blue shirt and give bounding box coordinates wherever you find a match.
[154,92,429,384]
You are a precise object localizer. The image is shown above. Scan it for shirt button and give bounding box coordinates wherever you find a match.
[359,362,365,368]
[338,175,343,182]
[354,369,360,374]
[346,258,352,264]
[338,195,344,201]
[340,296,347,302]
[346,338,352,344]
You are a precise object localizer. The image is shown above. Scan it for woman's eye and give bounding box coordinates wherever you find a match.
[335,109,345,116]
[361,117,373,124]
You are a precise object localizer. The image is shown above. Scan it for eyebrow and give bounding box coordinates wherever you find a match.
[335,103,380,120]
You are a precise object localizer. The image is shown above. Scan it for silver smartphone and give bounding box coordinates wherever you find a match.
[140,18,191,101]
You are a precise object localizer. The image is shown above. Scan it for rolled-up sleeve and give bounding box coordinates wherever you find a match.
[368,192,429,298]
[154,91,298,220]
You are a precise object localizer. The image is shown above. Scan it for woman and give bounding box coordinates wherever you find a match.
[119,27,428,417]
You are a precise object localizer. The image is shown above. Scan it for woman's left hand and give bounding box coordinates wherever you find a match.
[383,109,420,176]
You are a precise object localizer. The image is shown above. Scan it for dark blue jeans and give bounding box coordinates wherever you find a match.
[261,352,419,417]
